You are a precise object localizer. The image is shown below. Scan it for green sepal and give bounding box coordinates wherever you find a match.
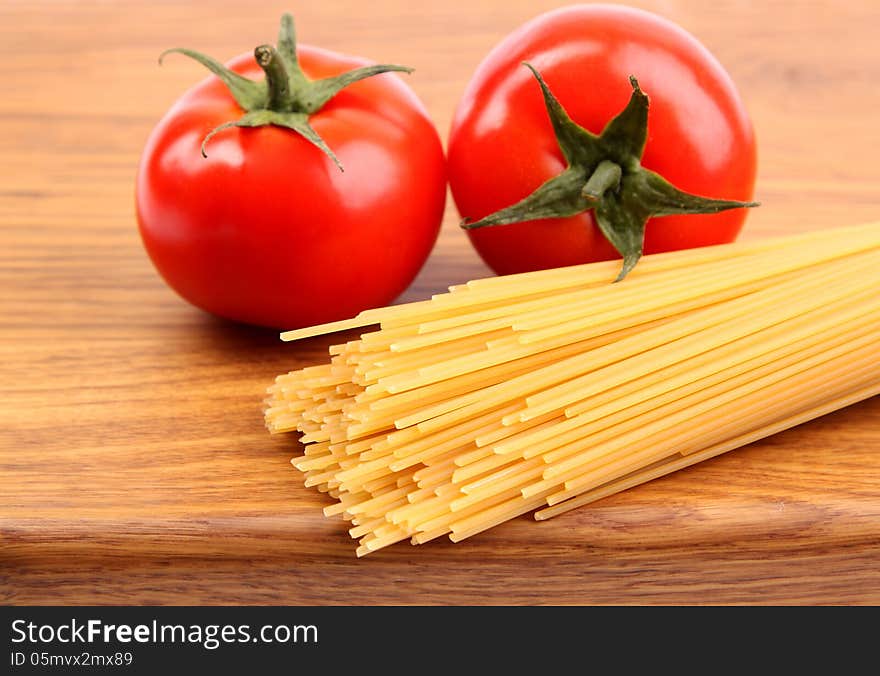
[275,13,307,90]
[159,47,267,110]
[594,182,650,282]
[523,63,600,168]
[302,64,414,114]
[159,13,413,171]
[462,65,759,280]
[462,167,588,229]
[594,168,760,281]
[271,114,343,172]
[201,110,343,171]
[597,76,649,165]
[633,170,760,218]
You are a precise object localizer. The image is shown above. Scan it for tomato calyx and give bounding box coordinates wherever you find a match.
[158,13,413,171]
[461,64,759,280]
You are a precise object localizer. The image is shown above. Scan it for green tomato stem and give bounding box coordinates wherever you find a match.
[581,160,622,202]
[254,44,292,112]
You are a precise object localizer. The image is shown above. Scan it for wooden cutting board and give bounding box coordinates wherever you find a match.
[2,0,879,605]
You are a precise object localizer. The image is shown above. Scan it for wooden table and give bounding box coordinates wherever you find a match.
[2,0,879,605]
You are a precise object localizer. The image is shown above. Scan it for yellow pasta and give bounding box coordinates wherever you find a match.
[265,223,880,556]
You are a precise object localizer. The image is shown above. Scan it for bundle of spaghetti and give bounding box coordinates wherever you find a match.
[264,223,880,556]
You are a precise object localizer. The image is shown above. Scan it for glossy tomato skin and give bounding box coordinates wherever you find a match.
[448,4,757,275]
[137,46,446,329]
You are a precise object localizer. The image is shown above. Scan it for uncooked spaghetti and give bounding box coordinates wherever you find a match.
[265,223,880,556]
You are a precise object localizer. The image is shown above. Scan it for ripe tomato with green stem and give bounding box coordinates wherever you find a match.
[136,14,446,329]
[448,4,758,279]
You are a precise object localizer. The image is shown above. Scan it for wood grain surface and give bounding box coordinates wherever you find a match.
[2,0,879,605]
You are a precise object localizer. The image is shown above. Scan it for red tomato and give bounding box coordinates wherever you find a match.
[137,22,446,329]
[448,4,757,276]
